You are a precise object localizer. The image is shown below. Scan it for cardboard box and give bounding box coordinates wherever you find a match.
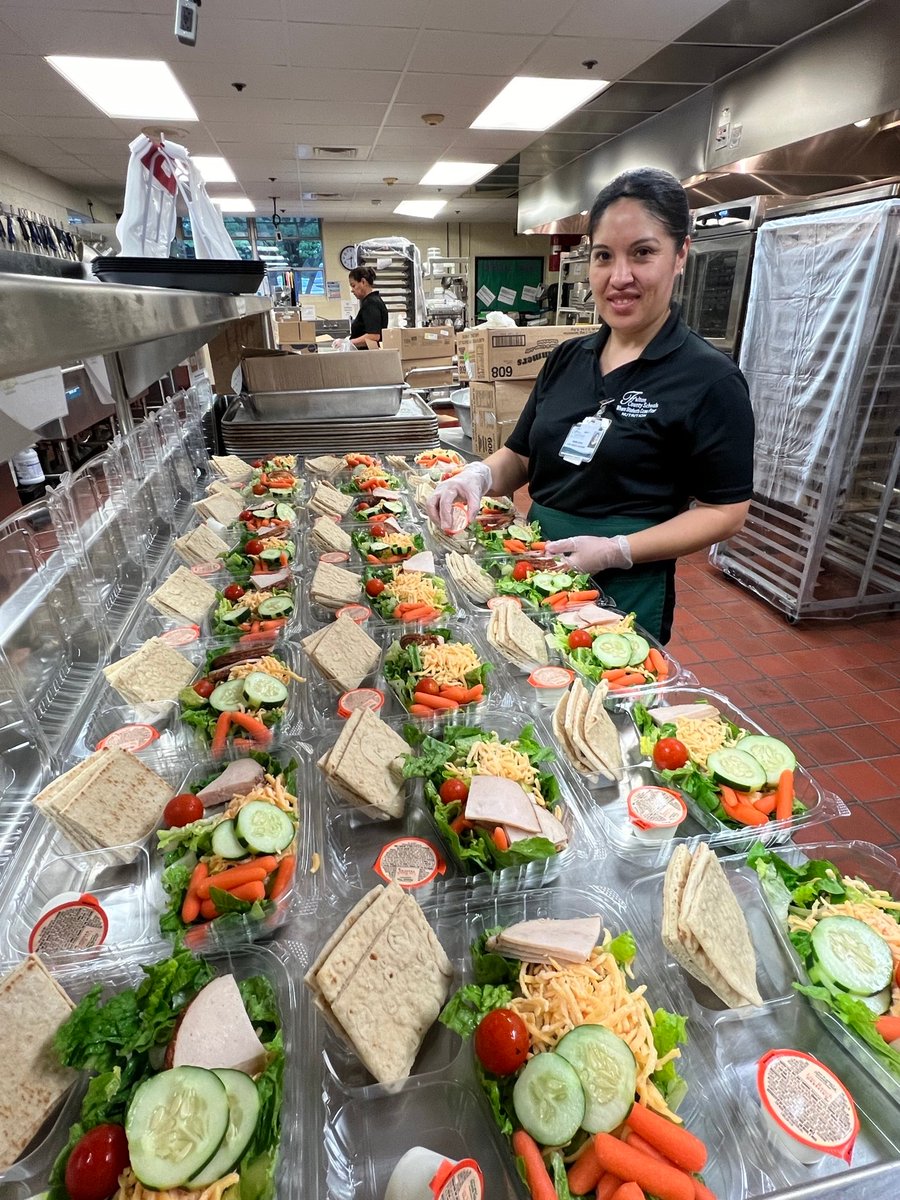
[457,325,600,382]
[274,319,316,345]
[206,313,270,394]
[240,348,404,394]
[401,356,455,387]
[472,409,518,458]
[381,326,455,360]
[468,380,532,422]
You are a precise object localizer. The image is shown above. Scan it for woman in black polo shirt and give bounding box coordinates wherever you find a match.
[429,167,754,642]
[347,266,390,347]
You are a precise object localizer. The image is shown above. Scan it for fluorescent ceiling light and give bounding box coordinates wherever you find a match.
[394,200,446,218]
[419,161,497,186]
[45,56,197,121]
[213,197,255,213]
[471,76,608,132]
[853,118,871,128]
[192,156,236,183]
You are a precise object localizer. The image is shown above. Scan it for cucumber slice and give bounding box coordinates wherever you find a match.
[591,633,633,669]
[211,819,247,860]
[810,916,893,995]
[506,524,532,542]
[235,801,295,854]
[857,986,892,1016]
[275,503,295,521]
[554,1025,637,1134]
[187,1069,260,1187]
[260,547,283,564]
[269,487,294,496]
[242,671,288,708]
[707,747,767,792]
[219,604,249,625]
[209,678,250,712]
[251,506,275,518]
[513,1052,585,1147]
[126,1066,229,1190]
[257,596,293,618]
[383,500,404,513]
[735,734,797,787]
[623,633,651,668]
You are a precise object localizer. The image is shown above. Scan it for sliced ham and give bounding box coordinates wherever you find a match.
[250,568,292,589]
[171,974,268,1076]
[464,775,541,833]
[650,703,720,726]
[486,917,602,965]
[372,488,401,500]
[197,758,266,808]
[577,605,622,626]
[401,551,435,574]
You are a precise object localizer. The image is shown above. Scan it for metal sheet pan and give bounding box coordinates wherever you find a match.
[246,384,404,420]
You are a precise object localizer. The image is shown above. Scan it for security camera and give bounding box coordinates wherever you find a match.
[175,0,199,45]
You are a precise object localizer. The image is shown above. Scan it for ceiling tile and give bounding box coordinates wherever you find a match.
[374,125,467,150]
[285,0,425,27]
[10,114,124,139]
[0,56,101,117]
[423,0,579,35]
[182,64,303,101]
[407,30,540,76]
[393,74,508,108]
[677,0,858,46]
[520,36,665,76]
[442,132,533,157]
[383,104,474,130]
[287,23,416,71]
[556,0,730,40]
[625,41,766,83]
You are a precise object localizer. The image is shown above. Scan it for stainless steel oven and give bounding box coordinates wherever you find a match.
[680,197,772,360]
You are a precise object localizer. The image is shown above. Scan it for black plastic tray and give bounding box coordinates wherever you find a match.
[92,257,265,294]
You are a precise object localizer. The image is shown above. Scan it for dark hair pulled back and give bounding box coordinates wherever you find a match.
[348,265,377,286]
[588,167,690,247]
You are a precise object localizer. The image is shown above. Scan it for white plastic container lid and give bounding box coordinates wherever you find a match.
[385,1148,483,1200]
[757,1049,859,1165]
[626,785,687,842]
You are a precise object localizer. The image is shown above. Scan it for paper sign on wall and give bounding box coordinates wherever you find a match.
[521,284,540,303]
[476,284,495,306]
[497,286,517,305]
[301,304,316,321]
[341,299,357,320]
[326,280,342,300]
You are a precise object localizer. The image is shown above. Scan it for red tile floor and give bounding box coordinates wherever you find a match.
[669,551,900,860]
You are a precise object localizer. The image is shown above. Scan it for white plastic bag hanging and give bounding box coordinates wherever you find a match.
[115,134,178,257]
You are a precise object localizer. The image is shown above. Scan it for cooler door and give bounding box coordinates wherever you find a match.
[681,234,754,358]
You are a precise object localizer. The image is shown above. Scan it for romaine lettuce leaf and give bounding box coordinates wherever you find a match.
[439,983,514,1038]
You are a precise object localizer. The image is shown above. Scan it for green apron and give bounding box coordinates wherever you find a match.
[529,500,676,644]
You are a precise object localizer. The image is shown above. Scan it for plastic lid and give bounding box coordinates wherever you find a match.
[528,666,575,689]
[626,785,687,830]
[28,894,108,954]
[338,688,385,719]
[374,838,447,889]
[320,551,350,563]
[757,1049,859,1163]
[158,624,201,647]
[487,595,522,610]
[335,604,371,624]
[191,561,221,576]
[431,1159,483,1199]
[96,723,160,752]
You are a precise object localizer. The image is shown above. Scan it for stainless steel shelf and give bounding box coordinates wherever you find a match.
[0,273,271,381]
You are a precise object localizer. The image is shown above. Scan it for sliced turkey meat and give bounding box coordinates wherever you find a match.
[486,917,603,965]
[170,974,268,1075]
[249,568,292,590]
[371,488,401,500]
[401,551,435,574]
[463,775,541,833]
[197,758,266,808]
[649,703,720,726]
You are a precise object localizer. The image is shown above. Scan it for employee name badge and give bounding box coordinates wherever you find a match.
[560,415,611,464]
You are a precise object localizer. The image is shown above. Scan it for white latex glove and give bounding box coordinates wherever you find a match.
[331,337,353,351]
[544,534,633,574]
[427,462,492,529]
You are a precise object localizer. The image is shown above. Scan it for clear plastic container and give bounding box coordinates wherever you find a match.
[70,699,191,765]
[299,522,439,573]
[302,561,465,633]
[0,940,302,1196]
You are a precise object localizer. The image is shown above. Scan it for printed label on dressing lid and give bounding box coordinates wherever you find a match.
[431,1159,483,1199]
[374,838,447,889]
[159,625,201,647]
[627,785,686,829]
[758,1049,858,1162]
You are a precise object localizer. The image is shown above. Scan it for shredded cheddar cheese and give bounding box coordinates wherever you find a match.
[223,772,297,818]
[353,464,396,485]
[443,734,545,805]
[238,589,291,614]
[507,933,681,1122]
[418,642,482,686]
[259,536,291,552]
[674,716,728,767]
[586,613,635,636]
[269,455,296,470]
[114,1169,239,1200]
[228,656,304,685]
[383,570,445,608]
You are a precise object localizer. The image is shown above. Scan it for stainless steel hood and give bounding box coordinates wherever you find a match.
[518,0,900,231]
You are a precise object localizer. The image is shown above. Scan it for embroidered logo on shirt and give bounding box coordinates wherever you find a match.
[617,390,658,418]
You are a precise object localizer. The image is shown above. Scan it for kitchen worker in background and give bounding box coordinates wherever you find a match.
[429,167,754,643]
[346,266,390,347]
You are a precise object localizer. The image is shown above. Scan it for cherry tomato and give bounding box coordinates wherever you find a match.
[365,578,385,597]
[251,460,264,469]
[568,629,593,650]
[416,677,440,696]
[193,678,214,699]
[65,1123,130,1200]
[244,538,264,556]
[653,738,689,771]
[163,793,204,828]
[223,583,246,602]
[512,561,531,582]
[370,522,389,537]
[439,778,469,804]
[239,509,254,521]
[356,499,371,511]
[474,1008,529,1076]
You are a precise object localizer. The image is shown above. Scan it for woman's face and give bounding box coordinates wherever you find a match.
[589,197,689,340]
[349,275,370,299]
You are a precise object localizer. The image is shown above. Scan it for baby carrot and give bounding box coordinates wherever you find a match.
[597,1175,624,1200]
[449,814,474,835]
[198,862,271,898]
[511,1130,557,1200]
[438,685,470,703]
[603,669,629,682]
[592,1133,694,1200]
[626,1102,708,1172]
[719,787,768,826]
[616,672,648,688]
[875,1015,900,1043]
[566,589,600,603]
[754,793,778,815]
[648,648,668,678]
[269,853,296,900]
[624,1129,669,1163]
[225,880,267,903]
[181,862,208,924]
[504,538,527,553]
[531,541,546,551]
[412,691,459,710]
[492,827,510,852]
[464,683,485,702]
[610,1184,646,1200]
[567,1141,603,1193]
[229,711,274,743]
[211,711,232,755]
[199,898,219,920]
[409,703,434,717]
[693,1179,719,1200]
[775,769,794,822]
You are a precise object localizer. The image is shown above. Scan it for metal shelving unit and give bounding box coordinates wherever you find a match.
[556,247,597,325]
[422,254,470,329]
[355,238,423,328]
